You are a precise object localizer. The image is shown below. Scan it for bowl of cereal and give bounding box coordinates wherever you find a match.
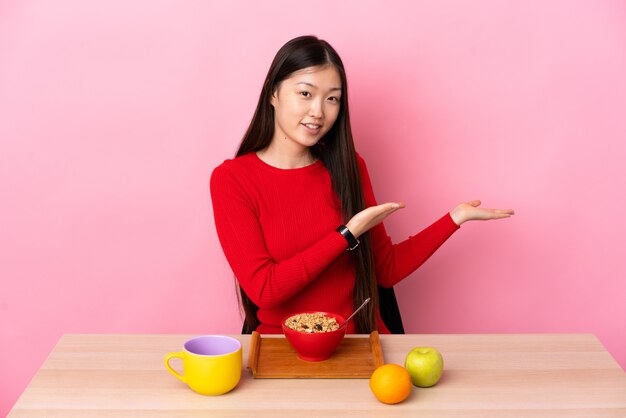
[282,311,346,361]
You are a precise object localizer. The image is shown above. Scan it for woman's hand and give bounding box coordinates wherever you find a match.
[345,202,406,238]
[449,200,514,226]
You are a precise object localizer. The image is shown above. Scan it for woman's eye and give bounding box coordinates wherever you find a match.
[299,91,311,97]
[328,96,340,103]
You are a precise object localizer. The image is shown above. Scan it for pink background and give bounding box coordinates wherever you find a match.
[1,0,625,414]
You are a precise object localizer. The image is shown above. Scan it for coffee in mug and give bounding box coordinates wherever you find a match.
[165,335,242,395]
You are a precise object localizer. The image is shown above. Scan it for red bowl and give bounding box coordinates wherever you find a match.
[282,311,346,361]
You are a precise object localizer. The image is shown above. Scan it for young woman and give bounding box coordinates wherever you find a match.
[210,35,514,335]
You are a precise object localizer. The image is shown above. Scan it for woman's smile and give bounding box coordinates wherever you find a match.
[301,122,322,135]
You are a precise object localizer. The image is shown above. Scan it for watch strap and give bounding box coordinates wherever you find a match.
[336,225,360,251]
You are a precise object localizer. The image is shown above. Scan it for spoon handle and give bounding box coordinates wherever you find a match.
[339,297,371,329]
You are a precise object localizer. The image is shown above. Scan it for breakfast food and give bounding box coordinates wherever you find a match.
[369,364,412,404]
[284,312,340,333]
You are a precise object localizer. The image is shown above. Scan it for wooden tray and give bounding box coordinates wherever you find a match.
[247,331,384,378]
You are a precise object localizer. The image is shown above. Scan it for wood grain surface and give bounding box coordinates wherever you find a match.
[8,333,626,417]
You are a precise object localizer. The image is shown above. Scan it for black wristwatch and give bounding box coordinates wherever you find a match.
[336,225,360,251]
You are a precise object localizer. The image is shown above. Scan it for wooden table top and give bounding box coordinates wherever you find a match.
[8,333,626,417]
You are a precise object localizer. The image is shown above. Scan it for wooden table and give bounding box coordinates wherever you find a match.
[8,334,626,417]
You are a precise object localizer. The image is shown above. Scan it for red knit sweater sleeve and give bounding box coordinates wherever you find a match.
[210,163,348,309]
[356,155,460,288]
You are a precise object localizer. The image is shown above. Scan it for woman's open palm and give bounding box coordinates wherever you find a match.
[450,200,514,225]
[346,202,406,238]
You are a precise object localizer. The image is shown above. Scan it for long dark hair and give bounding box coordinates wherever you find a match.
[235,35,378,333]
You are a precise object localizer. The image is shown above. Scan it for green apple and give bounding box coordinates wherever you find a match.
[404,347,444,387]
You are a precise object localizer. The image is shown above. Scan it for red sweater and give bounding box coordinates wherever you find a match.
[210,152,459,334]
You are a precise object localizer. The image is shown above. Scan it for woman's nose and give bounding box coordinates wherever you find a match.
[308,100,324,118]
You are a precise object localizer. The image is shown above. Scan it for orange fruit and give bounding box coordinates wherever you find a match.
[369,364,412,404]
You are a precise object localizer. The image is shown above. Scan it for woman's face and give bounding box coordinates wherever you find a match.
[270,65,342,151]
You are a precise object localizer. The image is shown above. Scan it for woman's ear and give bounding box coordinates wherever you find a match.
[270,82,282,107]
[270,88,278,107]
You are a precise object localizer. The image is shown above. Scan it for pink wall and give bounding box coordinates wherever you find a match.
[1,0,625,414]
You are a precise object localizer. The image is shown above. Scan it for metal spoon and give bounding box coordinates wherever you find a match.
[338,297,371,330]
